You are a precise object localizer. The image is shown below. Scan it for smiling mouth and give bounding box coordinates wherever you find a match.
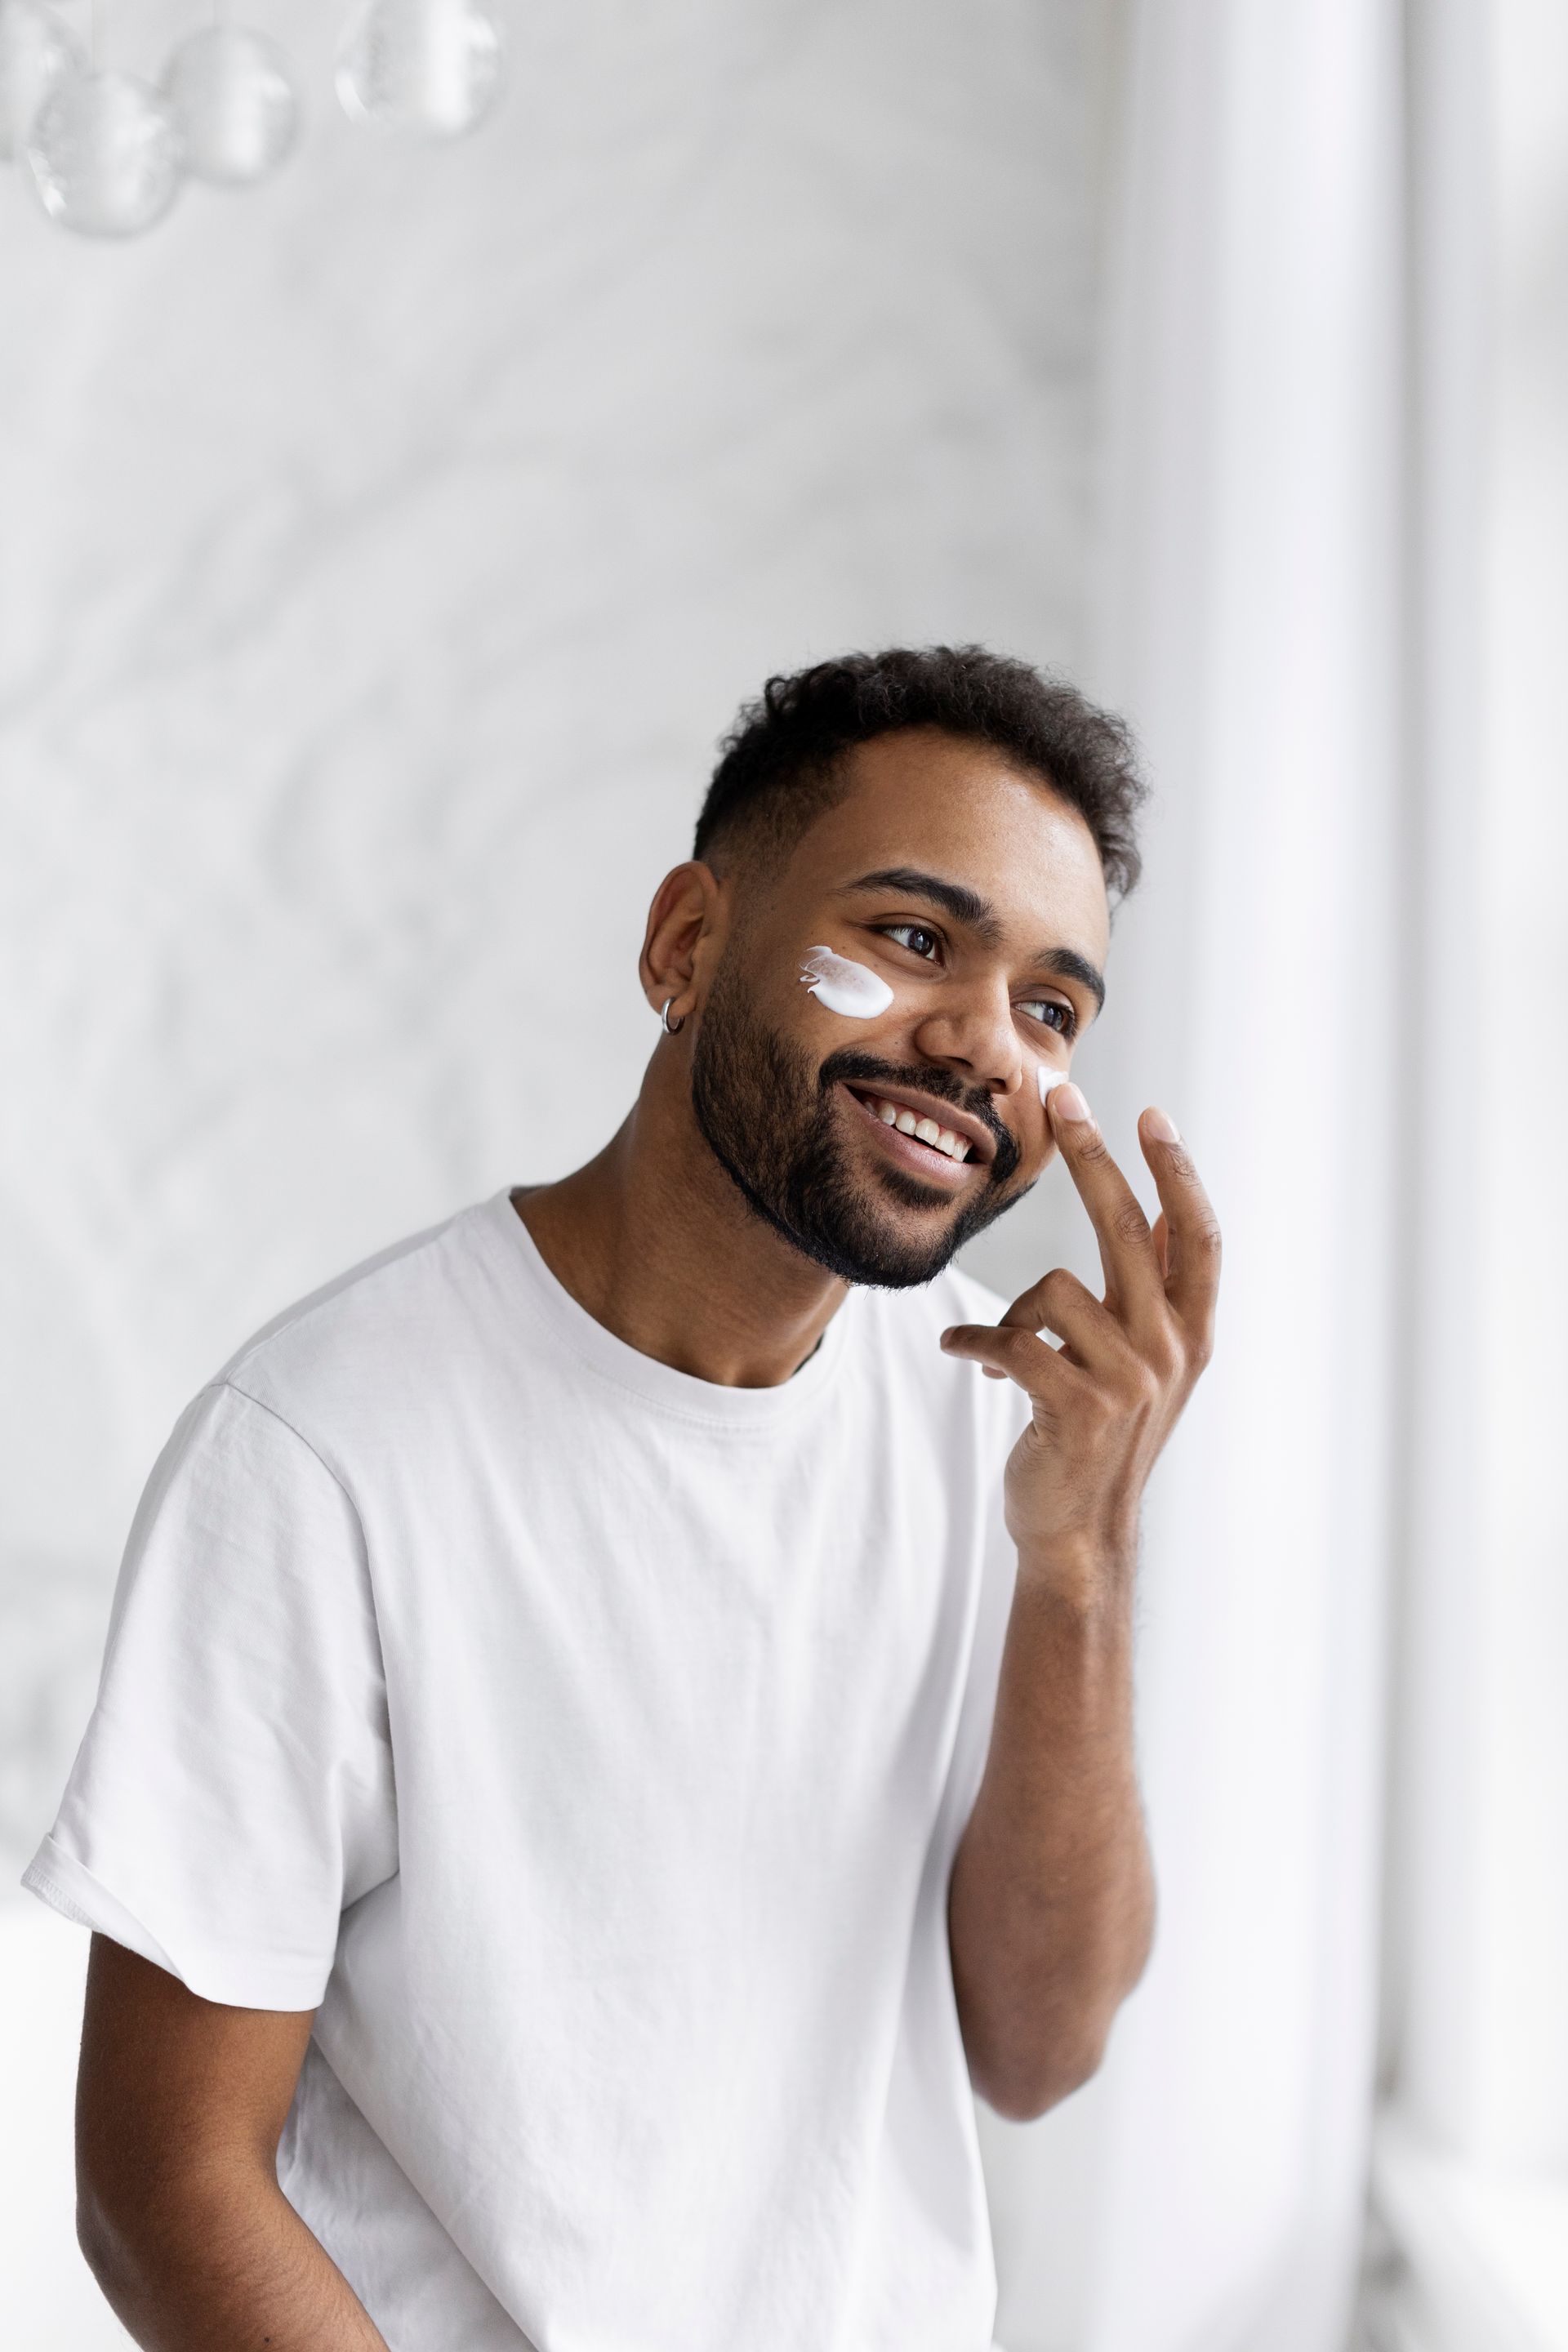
[844,1086,978,1168]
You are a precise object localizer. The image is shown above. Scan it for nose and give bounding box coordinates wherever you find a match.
[908,982,1027,1100]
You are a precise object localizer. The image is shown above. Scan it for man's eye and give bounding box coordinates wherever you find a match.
[1021,999,1076,1037]
[883,924,942,961]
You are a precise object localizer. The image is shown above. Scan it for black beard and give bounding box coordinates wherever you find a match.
[688,964,1031,1290]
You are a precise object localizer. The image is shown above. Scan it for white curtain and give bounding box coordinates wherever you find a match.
[982,5,1406,2345]
[1366,0,1568,2341]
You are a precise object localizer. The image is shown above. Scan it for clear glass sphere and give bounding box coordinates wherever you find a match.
[163,25,299,187]
[26,69,182,236]
[0,0,81,162]
[336,0,504,139]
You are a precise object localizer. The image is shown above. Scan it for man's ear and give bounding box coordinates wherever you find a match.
[639,861,728,1030]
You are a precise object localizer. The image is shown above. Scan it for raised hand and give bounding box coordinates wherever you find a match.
[939,1085,1220,1585]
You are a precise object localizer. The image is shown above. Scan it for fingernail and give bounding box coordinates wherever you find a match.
[1054,1083,1091,1122]
[939,1329,956,1348]
[1144,1107,1180,1143]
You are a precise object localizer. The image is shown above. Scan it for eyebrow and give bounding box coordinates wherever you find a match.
[836,865,1107,1016]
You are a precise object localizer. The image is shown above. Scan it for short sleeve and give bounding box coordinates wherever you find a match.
[939,1374,1031,1846]
[22,1380,397,2010]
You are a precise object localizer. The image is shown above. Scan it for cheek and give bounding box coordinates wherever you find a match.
[798,945,893,1020]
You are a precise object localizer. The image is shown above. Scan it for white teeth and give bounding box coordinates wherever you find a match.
[862,1094,973,1163]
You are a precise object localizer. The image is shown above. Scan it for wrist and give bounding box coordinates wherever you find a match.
[1014,1529,1138,1614]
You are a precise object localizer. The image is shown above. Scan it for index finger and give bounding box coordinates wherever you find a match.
[1045,1082,1165,1330]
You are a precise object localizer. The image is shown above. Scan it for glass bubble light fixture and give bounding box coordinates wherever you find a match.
[163,24,299,187]
[336,0,503,139]
[16,2,506,243]
[0,0,81,161]
[27,67,182,235]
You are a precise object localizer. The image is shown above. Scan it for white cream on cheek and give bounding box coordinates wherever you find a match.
[797,951,1071,1091]
[800,945,893,1018]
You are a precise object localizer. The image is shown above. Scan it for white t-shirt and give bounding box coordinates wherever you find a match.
[25,1187,1029,2352]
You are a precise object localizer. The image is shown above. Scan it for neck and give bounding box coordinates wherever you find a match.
[514,1045,849,1388]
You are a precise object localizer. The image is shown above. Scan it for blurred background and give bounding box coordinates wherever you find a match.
[2,1,1564,2346]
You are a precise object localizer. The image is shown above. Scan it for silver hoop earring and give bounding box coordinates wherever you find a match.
[661,999,685,1036]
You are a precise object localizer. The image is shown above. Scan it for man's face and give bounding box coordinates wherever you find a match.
[688,728,1112,1288]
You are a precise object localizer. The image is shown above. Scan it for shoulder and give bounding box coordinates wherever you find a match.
[850,1263,1030,1447]
[209,1195,501,1446]
[924,1261,1013,1333]
[856,1261,1012,1349]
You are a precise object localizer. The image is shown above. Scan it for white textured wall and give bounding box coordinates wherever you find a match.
[0,5,1102,2344]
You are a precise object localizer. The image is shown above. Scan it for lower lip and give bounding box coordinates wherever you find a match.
[840,1085,980,1187]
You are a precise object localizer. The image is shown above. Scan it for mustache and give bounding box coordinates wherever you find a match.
[818,1048,1022,1186]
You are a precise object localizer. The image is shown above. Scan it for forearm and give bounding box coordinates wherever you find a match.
[81,2165,389,2352]
[948,1545,1154,2120]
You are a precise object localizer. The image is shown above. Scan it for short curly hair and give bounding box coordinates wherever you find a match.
[695,645,1148,902]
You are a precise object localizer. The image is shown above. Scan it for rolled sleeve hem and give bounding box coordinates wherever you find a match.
[21,1833,330,2012]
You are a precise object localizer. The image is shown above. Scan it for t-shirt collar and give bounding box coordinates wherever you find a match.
[481,1188,854,1429]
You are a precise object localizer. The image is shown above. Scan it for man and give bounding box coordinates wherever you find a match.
[25,646,1219,2351]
